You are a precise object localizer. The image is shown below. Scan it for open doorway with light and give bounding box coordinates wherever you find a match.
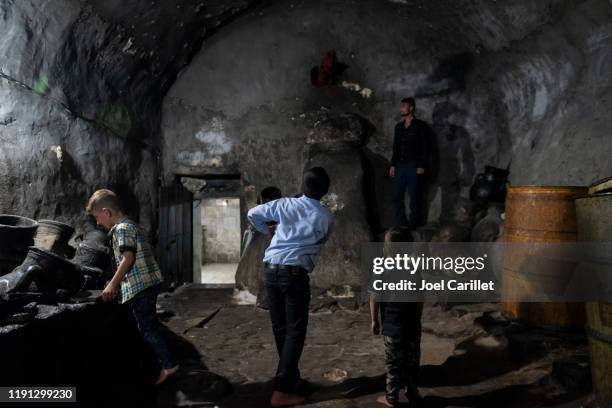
[186,174,244,288]
[198,197,241,286]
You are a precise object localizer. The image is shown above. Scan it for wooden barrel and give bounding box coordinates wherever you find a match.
[576,192,612,407]
[501,186,587,328]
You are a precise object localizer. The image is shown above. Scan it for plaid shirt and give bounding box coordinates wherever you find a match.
[109,218,163,303]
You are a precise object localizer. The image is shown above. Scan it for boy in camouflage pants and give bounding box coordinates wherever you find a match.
[370,227,423,407]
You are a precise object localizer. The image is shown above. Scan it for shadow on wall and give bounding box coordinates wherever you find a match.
[362,147,394,239]
[426,101,475,224]
[414,52,475,98]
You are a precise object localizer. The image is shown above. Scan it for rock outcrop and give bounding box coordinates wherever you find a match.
[304,114,373,290]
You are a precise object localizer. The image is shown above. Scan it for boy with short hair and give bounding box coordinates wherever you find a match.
[247,167,333,407]
[370,227,423,407]
[86,189,178,385]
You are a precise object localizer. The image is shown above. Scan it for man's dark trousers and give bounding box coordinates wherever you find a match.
[265,266,310,392]
[392,161,421,227]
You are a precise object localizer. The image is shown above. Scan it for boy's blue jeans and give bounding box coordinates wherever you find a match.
[128,284,175,369]
[392,162,421,227]
[264,267,310,393]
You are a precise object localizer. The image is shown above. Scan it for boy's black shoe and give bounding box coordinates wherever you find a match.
[405,386,422,406]
[376,393,399,407]
[386,393,399,407]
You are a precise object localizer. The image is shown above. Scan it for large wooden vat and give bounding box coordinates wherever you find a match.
[576,192,612,408]
[502,186,587,328]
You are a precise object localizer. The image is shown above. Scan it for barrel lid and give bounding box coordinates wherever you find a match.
[575,191,612,200]
[507,185,587,191]
[588,176,612,195]
[506,185,587,198]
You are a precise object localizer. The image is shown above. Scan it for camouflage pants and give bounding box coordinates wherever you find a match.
[383,334,421,397]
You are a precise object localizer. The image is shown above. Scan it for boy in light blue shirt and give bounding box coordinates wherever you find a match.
[247,167,333,407]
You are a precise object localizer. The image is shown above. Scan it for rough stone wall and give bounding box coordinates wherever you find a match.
[464,0,612,186]
[0,0,256,236]
[162,0,612,228]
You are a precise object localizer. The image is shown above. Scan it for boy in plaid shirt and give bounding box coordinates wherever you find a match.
[86,189,178,385]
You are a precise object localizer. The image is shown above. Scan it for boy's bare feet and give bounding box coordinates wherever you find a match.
[270,391,305,407]
[156,364,179,386]
[376,394,397,407]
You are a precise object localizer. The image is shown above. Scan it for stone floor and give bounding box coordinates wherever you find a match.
[200,263,238,287]
[154,285,595,408]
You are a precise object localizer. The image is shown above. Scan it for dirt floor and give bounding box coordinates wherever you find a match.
[153,285,595,408]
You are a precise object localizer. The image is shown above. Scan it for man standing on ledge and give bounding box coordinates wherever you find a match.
[390,97,430,228]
